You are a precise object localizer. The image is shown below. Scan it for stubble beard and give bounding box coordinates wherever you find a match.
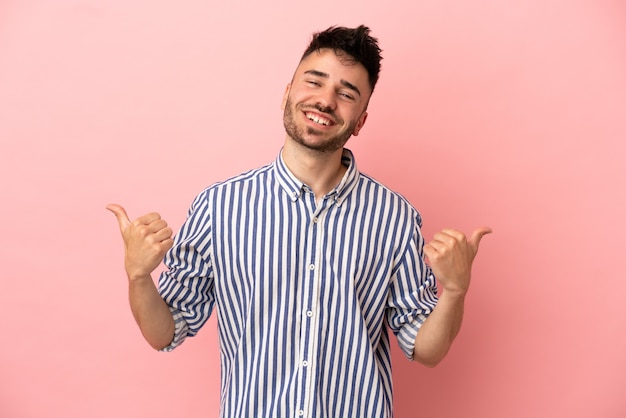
[283,97,356,153]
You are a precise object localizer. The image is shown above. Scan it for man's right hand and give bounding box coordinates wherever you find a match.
[106,204,174,281]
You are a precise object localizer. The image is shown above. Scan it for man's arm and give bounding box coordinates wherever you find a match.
[413,227,491,367]
[107,204,175,350]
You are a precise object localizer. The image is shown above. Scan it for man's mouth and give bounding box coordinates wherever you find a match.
[305,112,334,126]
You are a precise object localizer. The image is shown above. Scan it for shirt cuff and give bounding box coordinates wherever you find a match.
[158,307,189,352]
[396,313,429,360]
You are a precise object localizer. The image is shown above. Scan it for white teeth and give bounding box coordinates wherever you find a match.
[306,113,331,126]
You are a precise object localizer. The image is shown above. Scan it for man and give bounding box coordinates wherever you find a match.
[108,25,491,418]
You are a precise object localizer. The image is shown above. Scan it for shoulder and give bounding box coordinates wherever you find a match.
[356,172,424,227]
[189,162,274,208]
[201,162,274,193]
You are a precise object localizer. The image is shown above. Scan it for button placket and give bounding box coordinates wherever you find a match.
[296,200,326,418]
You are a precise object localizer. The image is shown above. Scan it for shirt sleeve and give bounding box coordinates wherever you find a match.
[158,190,215,352]
[386,218,439,360]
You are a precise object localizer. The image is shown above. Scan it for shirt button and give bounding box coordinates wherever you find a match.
[312,217,318,223]
[309,264,315,270]
[298,411,304,416]
[306,310,313,317]
[302,360,309,367]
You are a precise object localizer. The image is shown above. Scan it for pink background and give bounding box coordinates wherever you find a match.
[1,1,625,417]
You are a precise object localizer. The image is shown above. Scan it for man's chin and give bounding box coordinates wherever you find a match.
[299,137,348,153]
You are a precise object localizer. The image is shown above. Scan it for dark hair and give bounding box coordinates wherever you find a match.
[301,25,383,92]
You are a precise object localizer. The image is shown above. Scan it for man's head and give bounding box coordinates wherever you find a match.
[281,26,382,154]
[300,25,382,93]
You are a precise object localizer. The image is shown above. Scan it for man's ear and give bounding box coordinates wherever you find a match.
[281,84,291,110]
[352,112,368,136]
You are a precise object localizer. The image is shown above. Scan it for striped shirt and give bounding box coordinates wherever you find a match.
[159,148,439,418]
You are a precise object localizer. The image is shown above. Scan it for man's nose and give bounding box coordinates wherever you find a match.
[315,87,337,111]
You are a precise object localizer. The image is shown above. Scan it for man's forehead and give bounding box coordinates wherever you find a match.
[298,48,362,69]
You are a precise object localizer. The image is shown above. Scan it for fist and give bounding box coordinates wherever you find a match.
[423,227,491,295]
[107,204,174,280]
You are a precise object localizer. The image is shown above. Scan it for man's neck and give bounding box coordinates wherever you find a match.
[281,140,347,200]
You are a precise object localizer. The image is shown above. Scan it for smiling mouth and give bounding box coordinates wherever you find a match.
[305,111,334,126]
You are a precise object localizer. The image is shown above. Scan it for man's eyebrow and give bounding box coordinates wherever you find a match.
[304,69,361,97]
[304,69,328,79]
[340,80,361,97]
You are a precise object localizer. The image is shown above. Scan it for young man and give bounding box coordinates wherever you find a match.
[108,25,491,418]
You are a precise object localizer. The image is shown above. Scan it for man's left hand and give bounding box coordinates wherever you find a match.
[424,227,492,295]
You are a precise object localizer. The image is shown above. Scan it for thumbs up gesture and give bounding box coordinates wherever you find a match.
[106,204,174,281]
[423,227,492,296]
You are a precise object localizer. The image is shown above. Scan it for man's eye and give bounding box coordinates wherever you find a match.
[307,80,321,86]
[339,92,355,100]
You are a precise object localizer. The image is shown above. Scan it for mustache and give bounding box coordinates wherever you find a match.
[302,103,336,118]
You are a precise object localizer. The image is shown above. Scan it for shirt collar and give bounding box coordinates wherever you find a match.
[274,148,360,203]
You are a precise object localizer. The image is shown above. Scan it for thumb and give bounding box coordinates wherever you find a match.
[106,203,131,231]
[469,226,492,252]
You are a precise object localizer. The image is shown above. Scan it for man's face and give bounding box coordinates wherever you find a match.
[282,48,372,153]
